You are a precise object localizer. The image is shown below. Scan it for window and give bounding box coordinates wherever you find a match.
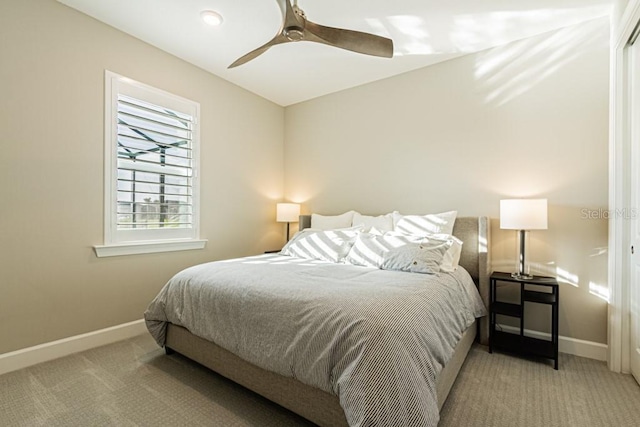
[95,72,206,257]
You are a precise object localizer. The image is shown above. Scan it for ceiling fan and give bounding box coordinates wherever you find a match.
[228,0,394,68]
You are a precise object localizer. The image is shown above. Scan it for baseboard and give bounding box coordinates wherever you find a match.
[0,319,147,376]
[496,324,608,361]
[0,320,608,376]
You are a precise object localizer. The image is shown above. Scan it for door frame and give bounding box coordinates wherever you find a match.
[610,0,640,373]
[631,40,640,381]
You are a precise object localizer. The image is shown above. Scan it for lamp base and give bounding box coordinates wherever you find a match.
[511,272,533,280]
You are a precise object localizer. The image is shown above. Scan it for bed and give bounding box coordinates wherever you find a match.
[145,215,490,427]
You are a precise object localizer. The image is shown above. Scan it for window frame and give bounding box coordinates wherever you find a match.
[94,71,206,257]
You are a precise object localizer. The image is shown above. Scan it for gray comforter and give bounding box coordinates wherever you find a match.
[144,254,486,427]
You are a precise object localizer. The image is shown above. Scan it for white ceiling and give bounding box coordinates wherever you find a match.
[57,0,611,106]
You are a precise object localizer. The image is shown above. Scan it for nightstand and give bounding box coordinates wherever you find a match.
[489,271,559,369]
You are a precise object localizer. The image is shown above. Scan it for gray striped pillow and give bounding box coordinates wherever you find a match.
[346,233,450,274]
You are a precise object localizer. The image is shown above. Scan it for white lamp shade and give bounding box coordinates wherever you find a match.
[276,203,300,223]
[500,199,548,230]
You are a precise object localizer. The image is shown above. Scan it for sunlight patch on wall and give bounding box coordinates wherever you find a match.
[526,261,556,278]
[589,281,609,302]
[473,17,609,106]
[387,15,430,39]
[367,15,436,56]
[452,7,607,53]
[450,11,525,53]
[367,5,609,58]
[556,267,579,287]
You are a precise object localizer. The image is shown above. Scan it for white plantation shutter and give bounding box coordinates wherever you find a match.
[100,72,203,252]
[116,95,193,230]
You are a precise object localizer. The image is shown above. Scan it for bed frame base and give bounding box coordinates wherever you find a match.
[165,322,476,427]
[166,323,347,427]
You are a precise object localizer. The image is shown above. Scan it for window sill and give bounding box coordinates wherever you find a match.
[94,239,207,258]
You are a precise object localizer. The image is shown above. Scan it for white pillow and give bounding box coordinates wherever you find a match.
[368,226,386,236]
[280,228,359,263]
[311,211,355,231]
[440,235,463,272]
[352,212,394,233]
[345,233,449,274]
[393,210,458,236]
[301,225,364,233]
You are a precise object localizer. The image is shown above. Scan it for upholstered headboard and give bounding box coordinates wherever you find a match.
[299,215,491,344]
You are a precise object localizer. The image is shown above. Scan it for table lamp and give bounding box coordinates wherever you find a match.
[276,203,300,241]
[500,199,548,279]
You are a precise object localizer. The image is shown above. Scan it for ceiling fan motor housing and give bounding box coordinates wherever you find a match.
[284,27,305,41]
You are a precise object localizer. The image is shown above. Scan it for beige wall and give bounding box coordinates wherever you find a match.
[284,18,610,344]
[0,1,611,354]
[0,0,285,354]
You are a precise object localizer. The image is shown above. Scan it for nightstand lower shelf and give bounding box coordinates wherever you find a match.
[492,330,555,360]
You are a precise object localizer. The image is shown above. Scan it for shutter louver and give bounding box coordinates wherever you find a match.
[116,95,193,230]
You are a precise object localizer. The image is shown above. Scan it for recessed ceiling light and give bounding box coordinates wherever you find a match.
[201,10,223,26]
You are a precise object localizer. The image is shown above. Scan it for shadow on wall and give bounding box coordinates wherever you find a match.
[474,17,609,107]
[491,203,609,302]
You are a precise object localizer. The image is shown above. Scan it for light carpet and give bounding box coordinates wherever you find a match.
[1,334,639,426]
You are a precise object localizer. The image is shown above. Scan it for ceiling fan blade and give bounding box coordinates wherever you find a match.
[228,1,392,67]
[228,34,288,69]
[305,20,393,58]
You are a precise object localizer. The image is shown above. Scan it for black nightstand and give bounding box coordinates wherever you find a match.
[489,272,559,369]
